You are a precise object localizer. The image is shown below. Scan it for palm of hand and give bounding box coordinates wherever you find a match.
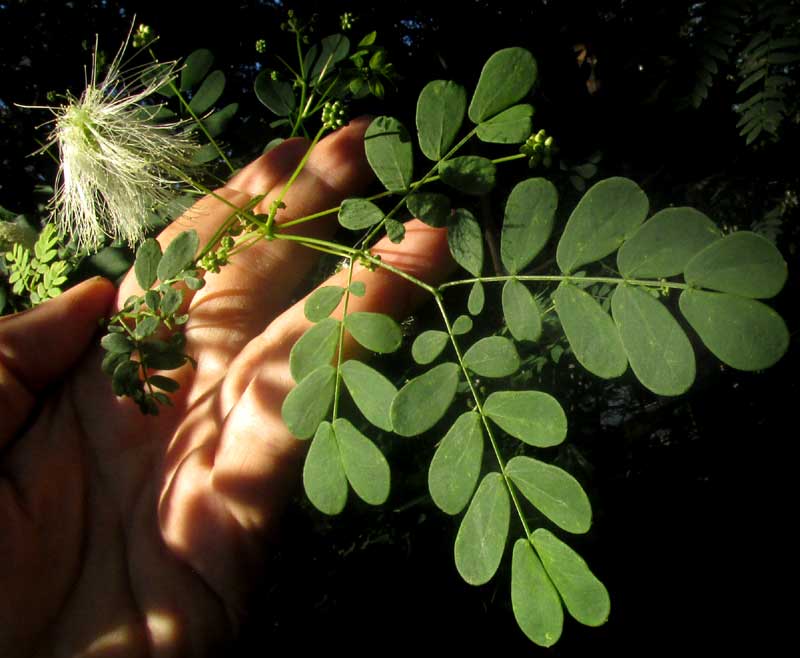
[0,120,452,657]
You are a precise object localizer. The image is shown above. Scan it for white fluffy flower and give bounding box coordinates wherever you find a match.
[37,33,198,252]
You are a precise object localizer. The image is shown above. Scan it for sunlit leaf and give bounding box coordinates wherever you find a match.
[532,528,610,627]
[281,365,336,439]
[254,76,296,116]
[345,311,402,353]
[189,70,225,114]
[340,359,397,432]
[463,336,520,378]
[616,207,721,278]
[348,281,366,297]
[158,230,199,281]
[502,278,542,342]
[416,80,467,160]
[365,116,413,192]
[501,178,558,274]
[333,418,390,505]
[611,285,695,395]
[679,290,789,370]
[411,330,449,364]
[484,390,567,447]
[289,317,340,382]
[134,238,161,289]
[468,281,485,315]
[181,49,214,91]
[553,283,628,379]
[391,362,460,437]
[476,104,534,143]
[338,197,385,230]
[439,156,496,196]
[506,456,592,534]
[468,48,537,123]
[454,472,510,585]
[556,178,649,274]
[428,411,484,515]
[684,231,787,299]
[303,422,347,515]
[447,208,483,276]
[511,539,564,647]
[406,192,450,228]
[304,286,345,322]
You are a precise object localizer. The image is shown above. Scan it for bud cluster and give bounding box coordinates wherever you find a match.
[521,129,556,168]
[322,100,347,130]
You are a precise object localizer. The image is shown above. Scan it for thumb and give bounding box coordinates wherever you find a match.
[0,276,115,443]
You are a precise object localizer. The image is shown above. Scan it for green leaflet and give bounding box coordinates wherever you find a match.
[348,281,366,297]
[511,539,563,647]
[439,156,496,196]
[476,104,534,144]
[345,311,402,353]
[468,281,485,315]
[532,528,610,627]
[502,278,542,342]
[281,365,336,439]
[309,34,350,83]
[411,330,449,365]
[684,231,787,299]
[340,359,397,432]
[468,47,537,123]
[616,207,721,278]
[428,411,484,515]
[501,178,558,274]
[134,238,162,289]
[157,230,199,281]
[611,284,696,396]
[553,282,628,379]
[364,116,413,192]
[454,472,510,585]
[484,390,567,448]
[556,178,649,274]
[303,422,348,515]
[506,456,592,534]
[462,336,520,378]
[304,286,345,322]
[452,314,473,335]
[203,103,238,138]
[254,76,296,116]
[338,197,384,230]
[447,208,484,277]
[289,317,340,382]
[188,70,225,114]
[416,80,467,160]
[333,418,390,506]
[679,289,789,370]
[181,49,214,91]
[391,362,461,437]
[406,192,450,228]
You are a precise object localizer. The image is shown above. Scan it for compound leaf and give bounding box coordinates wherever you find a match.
[340,359,397,432]
[454,472,510,585]
[502,278,542,342]
[506,456,592,534]
[309,34,350,83]
[684,231,787,299]
[511,539,564,647]
[134,238,162,289]
[181,49,214,91]
[338,198,384,230]
[333,418,390,506]
[553,283,628,379]
[532,528,610,627]
[158,230,199,281]
[391,362,460,437]
[447,208,483,276]
[468,48,537,123]
[345,312,402,353]
[463,336,520,378]
[304,286,345,322]
[611,285,695,396]
[484,390,567,448]
[365,116,413,192]
[289,317,340,382]
[189,70,225,114]
[416,80,467,160]
[281,365,336,439]
[407,192,451,228]
[203,103,238,138]
[556,178,649,274]
[411,330,449,364]
[476,103,533,144]
[440,156,496,196]
[616,207,721,278]
[254,76,296,116]
[428,411,484,515]
[679,290,789,371]
[501,178,558,274]
[303,422,347,515]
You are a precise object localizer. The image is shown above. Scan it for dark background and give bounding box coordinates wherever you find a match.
[1,0,797,653]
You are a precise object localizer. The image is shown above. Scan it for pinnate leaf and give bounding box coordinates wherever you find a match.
[511,539,563,647]
[484,390,567,447]
[454,472,510,585]
[391,362,460,437]
[428,411,484,515]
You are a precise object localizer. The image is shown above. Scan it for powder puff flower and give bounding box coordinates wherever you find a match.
[34,30,198,252]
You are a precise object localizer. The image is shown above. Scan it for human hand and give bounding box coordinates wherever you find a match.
[0,118,453,657]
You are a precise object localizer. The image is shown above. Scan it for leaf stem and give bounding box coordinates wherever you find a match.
[438,274,692,291]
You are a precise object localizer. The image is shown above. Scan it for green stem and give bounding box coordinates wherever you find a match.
[438,274,691,291]
[332,262,356,418]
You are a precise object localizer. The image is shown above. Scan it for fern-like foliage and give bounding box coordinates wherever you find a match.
[736,0,800,144]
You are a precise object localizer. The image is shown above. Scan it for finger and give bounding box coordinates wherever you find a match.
[0,277,115,445]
